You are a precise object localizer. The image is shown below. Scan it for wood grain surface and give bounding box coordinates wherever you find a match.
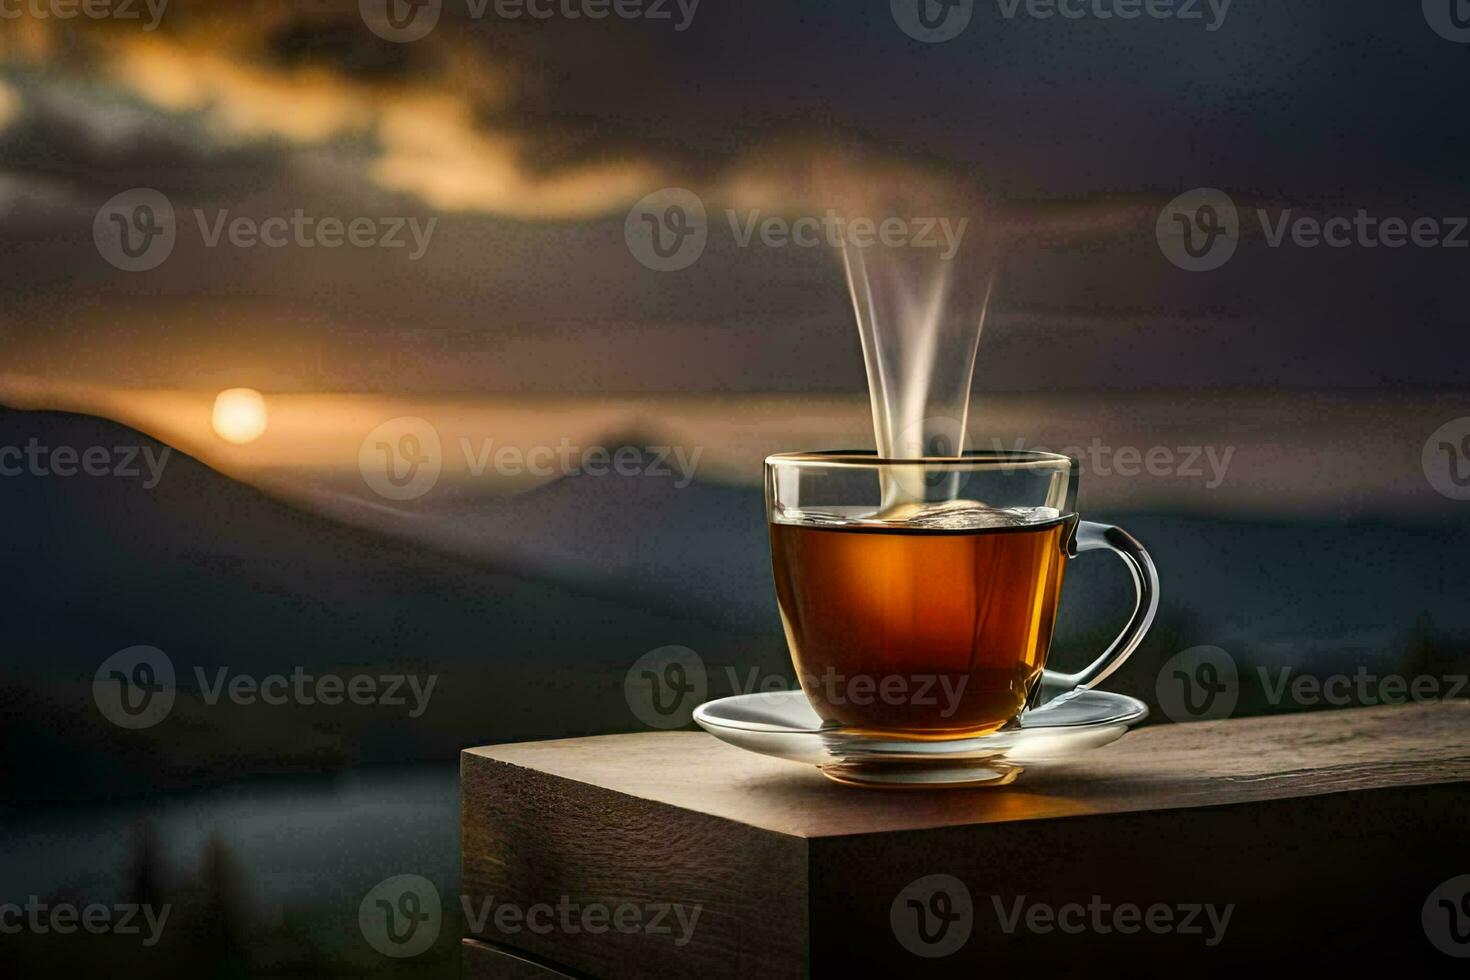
[462,702,1470,977]
[467,700,1470,837]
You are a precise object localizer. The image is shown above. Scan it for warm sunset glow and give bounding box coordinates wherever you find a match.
[212,387,268,444]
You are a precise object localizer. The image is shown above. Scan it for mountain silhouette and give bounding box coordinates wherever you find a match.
[0,405,786,802]
[5,404,1470,805]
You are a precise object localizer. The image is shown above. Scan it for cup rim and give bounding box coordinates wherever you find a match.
[765,449,1075,469]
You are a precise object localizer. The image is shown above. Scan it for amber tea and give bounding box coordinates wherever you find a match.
[770,512,1073,736]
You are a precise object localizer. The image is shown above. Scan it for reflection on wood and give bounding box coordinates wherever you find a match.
[463,702,1470,976]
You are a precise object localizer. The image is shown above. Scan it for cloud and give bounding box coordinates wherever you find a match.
[109,33,380,143]
[372,93,665,219]
[0,1,977,223]
[89,9,682,218]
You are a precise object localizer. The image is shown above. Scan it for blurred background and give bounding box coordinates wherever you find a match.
[2,0,1468,974]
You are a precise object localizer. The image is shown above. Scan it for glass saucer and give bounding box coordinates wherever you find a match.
[693,687,1148,788]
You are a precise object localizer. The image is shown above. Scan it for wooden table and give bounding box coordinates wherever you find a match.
[462,701,1470,977]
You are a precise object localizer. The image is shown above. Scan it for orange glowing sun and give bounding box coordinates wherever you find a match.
[212,388,269,445]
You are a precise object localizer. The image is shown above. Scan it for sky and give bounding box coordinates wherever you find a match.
[0,0,1467,395]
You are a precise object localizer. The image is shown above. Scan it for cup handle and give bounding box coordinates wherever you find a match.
[1033,520,1160,707]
